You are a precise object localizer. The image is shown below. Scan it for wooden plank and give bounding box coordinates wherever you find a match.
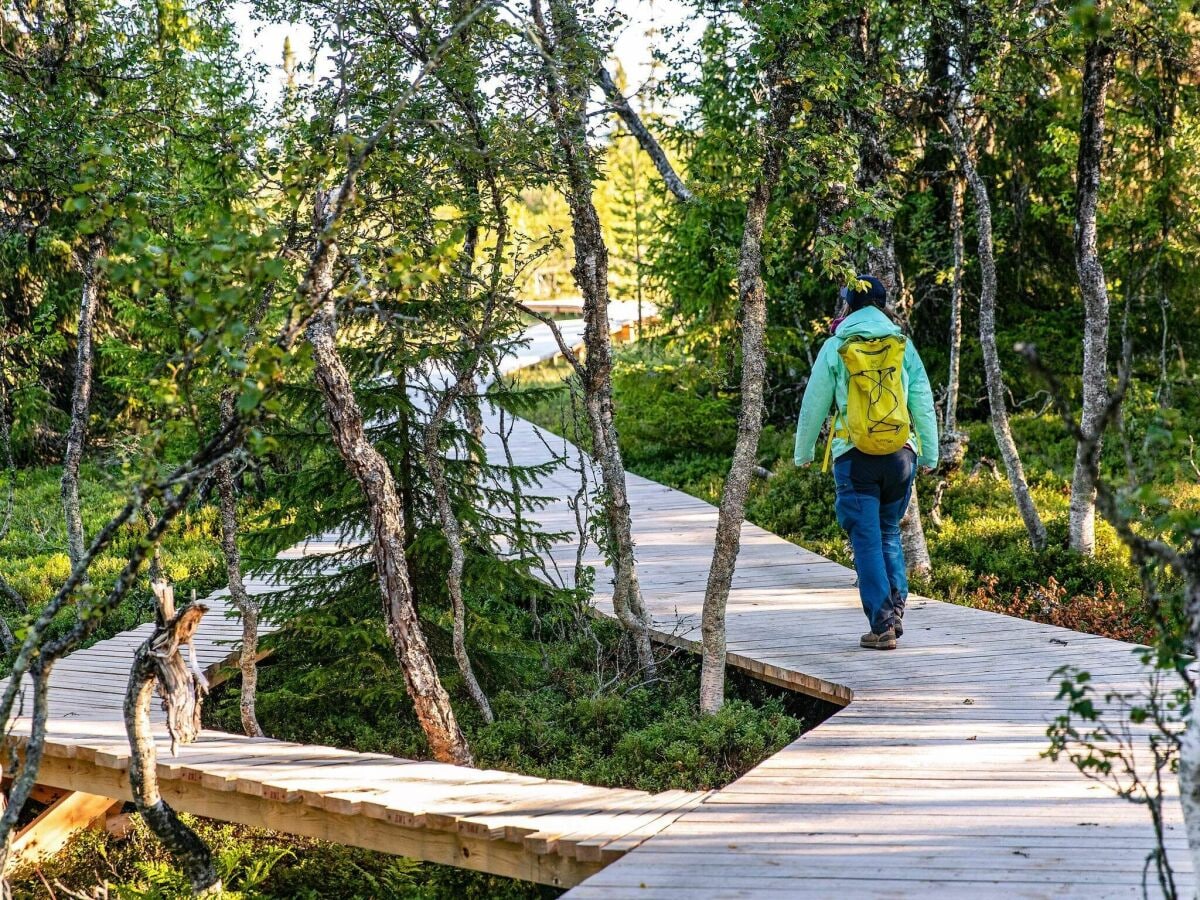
[578,791,708,863]
[9,790,119,867]
[31,752,601,889]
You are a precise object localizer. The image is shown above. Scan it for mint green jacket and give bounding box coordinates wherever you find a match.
[793,306,939,469]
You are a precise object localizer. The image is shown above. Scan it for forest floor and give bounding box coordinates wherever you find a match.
[0,463,234,669]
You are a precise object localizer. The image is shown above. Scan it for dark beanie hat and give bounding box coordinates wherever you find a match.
[840,274,888,311]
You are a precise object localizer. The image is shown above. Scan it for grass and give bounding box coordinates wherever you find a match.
[0,463,240,670]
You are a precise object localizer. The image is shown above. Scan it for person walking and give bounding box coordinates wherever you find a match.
[794,275,938,650]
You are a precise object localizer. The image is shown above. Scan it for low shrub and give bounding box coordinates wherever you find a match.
[8,814,559,899]
[965,574,1150,643]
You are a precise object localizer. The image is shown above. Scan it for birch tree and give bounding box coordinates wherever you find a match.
[939,0,1051,551]
[698,10,807,714]
[948,107,1047,551]
[530,0,656,673]
[60,235,105,572]
[1069,31,1116,556]
[944,174,965,436]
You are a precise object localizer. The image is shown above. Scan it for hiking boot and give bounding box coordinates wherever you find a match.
[893,609,904,638]
[860,628,897,651]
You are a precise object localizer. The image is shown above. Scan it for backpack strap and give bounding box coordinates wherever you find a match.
[821,413,846,473]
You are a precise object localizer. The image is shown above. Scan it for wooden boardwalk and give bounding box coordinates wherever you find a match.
[3,563,708,887]
[486,319,1192,898]
[4,307,1188,896]
[0,307,702,887]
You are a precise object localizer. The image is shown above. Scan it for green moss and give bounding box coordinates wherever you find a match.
[0,463,246,672]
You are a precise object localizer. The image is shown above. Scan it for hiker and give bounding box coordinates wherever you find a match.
[794,275,938,651]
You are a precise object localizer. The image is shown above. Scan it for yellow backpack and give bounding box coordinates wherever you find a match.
[825,335,911,466]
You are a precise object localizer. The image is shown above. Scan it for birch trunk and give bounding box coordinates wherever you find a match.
[945,175,965,436]
[538,0,654,673]
[874,247,931,578]
[215,409,264,737]
[698,77,800,714]
[61,236,105,572]
[900,492,932,576]
[949,110,1047,551]
[1069,37,1115,556]
[1179,563,1200,888]
[305,195,471,765]
[424,398,493,723]
[215,255,284,739]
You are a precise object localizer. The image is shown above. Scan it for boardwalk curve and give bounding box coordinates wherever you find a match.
[3,307,1189,898]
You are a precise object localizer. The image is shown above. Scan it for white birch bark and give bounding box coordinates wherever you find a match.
[61,235,105,572]
[698,73,800,714]
[948,109,1047,551]
[1069,37,1115,556]
[945,175,965,436]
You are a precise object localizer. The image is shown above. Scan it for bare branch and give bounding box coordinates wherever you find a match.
[516,302,586,379]
[596,65,693,203]
[1018,341,1186,576]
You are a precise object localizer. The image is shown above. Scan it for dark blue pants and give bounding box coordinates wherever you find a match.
[833,448,917,634]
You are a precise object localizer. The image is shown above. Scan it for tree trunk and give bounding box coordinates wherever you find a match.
[949,110,1047,551]
[874,251,931,578]
[945,174,965,436]
[424,399,494,723]
[1069,37,1115,556]
[305,193,471,765]
[537,0,655,674]
[124,585,221,894]
[61,235,105,573]
[1180,563,1200,886]
[215,413,264,737]
[698,76,800,714]
[214,250,287,740]
[900,491,932,577]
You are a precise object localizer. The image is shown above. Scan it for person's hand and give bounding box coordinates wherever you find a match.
[799,461,812,469]
[919,465,935,476]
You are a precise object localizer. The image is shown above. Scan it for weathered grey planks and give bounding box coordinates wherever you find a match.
[479,323,1194,898]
